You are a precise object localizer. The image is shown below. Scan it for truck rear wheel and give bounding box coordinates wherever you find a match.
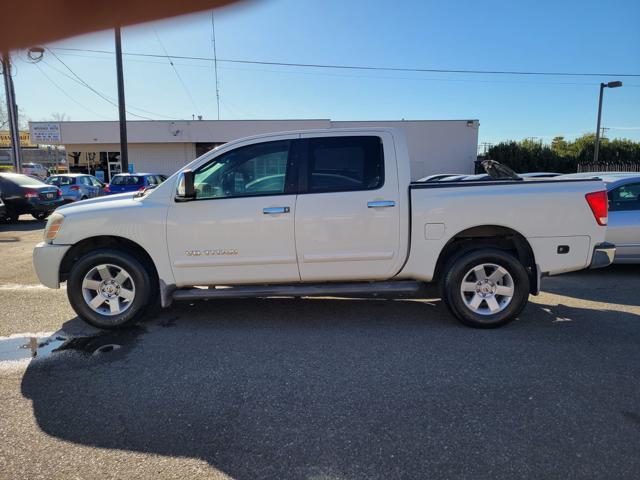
[67,249,153,329]
[442,248,530,328]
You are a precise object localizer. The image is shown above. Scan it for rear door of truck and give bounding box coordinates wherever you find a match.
[294,131,404,281]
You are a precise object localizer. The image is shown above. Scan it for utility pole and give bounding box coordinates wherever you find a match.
[114,26,129,174]
[1,52,22,173]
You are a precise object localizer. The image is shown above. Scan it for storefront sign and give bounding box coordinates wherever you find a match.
[0,131,34,147]
[30,123,61,144]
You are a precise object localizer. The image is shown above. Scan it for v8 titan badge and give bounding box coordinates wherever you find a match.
[185,249,239,257]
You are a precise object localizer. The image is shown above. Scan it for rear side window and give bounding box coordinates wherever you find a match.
[608,182,640,211]
[47,176,74,186]
[306,136,383,193]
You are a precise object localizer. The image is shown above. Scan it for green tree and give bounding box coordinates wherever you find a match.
[487,134,640,173]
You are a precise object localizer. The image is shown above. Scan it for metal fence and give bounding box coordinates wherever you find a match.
[577,161,640,173]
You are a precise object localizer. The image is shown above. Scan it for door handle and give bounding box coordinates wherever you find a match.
[367,200,396,208]
[263,206,290,214]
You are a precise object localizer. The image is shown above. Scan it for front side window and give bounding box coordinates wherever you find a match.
[89,177,103,187]
[307,136,384,193]
[608,182,640,212]
[193,140,290,200]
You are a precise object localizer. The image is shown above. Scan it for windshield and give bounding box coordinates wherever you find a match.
[111,175,143,186]
[46,176,74,186]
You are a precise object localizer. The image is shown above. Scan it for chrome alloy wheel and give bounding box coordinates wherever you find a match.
[81,264,136,316]
[460,263,515,316]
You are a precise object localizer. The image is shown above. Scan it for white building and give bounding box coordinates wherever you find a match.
[29,119,479,182]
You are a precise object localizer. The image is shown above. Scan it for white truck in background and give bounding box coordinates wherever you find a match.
[33,128,614,329]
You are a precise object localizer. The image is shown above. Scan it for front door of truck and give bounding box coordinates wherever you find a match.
[294,133,402,281]
[166,138,301,286]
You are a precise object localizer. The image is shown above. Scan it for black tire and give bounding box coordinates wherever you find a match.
[32,212,50,221]
[441,248,530,329]
[5,207,19,223]
[67,248,155,329]
[80,196,88,200]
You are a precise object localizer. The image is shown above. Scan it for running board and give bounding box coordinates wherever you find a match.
[172,281,422,302]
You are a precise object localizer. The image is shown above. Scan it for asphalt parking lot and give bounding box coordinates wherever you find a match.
[1,217,639,479]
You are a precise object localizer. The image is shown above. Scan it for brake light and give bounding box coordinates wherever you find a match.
[25,189,38,199]
[104,185,110,193]
[585,190,608,226]
[70,185,81,191]
[56,188,62,198]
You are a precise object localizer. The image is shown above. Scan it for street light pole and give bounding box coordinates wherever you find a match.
[594,81,622,164]
[1,52,22,173]
[114,26,129,175]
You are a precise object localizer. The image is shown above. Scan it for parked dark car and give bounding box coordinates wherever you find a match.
[0,195,6,220]
[46,174,109,203]
[106,173,167,195]
[0,173,64,222]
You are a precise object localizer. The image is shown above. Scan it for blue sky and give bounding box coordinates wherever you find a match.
[10,0,640,145]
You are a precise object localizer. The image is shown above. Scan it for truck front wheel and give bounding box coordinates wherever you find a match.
[442,248,530,328]
[67,249,153,329]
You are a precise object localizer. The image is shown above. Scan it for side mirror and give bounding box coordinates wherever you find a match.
[175,169,196,201]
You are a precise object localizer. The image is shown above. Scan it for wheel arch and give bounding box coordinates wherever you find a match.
[433,225,538,294]
[59,235,159,286]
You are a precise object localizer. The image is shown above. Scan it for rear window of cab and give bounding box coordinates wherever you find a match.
[111,175,144,186]
[46,176,75,186]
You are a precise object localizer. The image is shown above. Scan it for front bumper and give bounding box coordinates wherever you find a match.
[33,242,71,288]
[589,242,616,269]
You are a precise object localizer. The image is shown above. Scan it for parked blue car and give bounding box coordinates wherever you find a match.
[107,173,167,195]
[46,174,108,203]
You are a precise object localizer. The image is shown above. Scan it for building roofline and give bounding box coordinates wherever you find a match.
[30,119,479,124]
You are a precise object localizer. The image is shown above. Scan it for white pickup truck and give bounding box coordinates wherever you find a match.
[33,128,614,329]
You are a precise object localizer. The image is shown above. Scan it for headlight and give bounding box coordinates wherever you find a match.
[44,213,65,243]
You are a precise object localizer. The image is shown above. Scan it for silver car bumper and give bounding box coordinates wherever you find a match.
[589,242,616,269]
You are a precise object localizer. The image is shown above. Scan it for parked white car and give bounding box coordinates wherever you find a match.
[560,172,640,263]
[21,163,49,180]
[33,128,614,329]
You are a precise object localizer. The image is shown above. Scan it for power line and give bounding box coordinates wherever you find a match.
[35,63,112,119]
[45,50,640,88]
[211,13,221,120]
[44,48,154,120]
[152,27,201,118]
[51,47,640,78]
[42,53,176,119]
